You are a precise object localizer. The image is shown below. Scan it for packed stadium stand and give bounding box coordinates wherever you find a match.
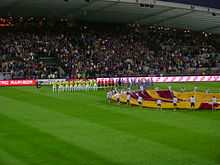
[1,1,220,164]
[0,22,220,80]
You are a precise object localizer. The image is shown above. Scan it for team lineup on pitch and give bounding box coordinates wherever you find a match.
[1,0,220,164]
[0,82,220,165]
[52,79,98,92]
[109,88,220,111]
[50,80,220,111]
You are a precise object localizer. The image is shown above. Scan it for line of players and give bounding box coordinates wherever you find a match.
[107,90,218,111]
[52,80,98,92]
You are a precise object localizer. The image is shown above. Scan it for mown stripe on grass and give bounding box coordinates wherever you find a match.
[3,87,220,137]
[0,149,27,165]
[0,113,120,165]
[0,96,218,165]
[1,88,220,163]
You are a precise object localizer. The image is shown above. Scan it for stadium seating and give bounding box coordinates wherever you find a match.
[0,22,220,80]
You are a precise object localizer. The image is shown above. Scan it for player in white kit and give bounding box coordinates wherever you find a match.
[137,95,143,106]
[140,85,144,92]
[173,96,178,111]
[107,91,112,103]
[156,99,162,111]
[115,92,120,104]
[127,93,131,105]
[211,96,217,111]
[190,96,196,110]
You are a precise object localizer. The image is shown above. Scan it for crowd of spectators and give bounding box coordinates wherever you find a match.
[0,19,220,79]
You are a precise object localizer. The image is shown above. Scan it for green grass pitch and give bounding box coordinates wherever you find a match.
[0,82,220,165]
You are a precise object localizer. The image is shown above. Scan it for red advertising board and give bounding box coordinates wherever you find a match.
[0,80,36,86]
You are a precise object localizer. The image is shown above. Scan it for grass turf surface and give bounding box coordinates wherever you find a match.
[0,82,220,165]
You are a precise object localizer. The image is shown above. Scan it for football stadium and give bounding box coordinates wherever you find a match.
[0,0,220,165]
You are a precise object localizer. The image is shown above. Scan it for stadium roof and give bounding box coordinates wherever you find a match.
[163,0,220,9]
[0,0,220,33]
